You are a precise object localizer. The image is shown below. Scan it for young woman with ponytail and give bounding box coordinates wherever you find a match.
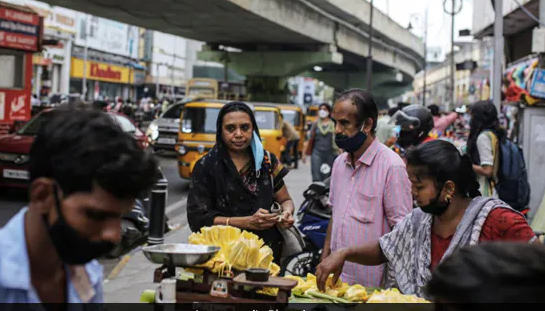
[315,140,538,300]
[466,100,506,197]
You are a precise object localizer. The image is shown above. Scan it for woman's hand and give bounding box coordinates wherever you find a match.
[316,249,347,292]
[247,208,279,230]
[278,210,295,229]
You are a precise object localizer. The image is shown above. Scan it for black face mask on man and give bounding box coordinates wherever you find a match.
[335,125,367,153]
[418,186,451,216]
[397,129,421,148]
[42,186,115,265]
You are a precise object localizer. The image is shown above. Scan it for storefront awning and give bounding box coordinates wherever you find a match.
[128,62,146,70]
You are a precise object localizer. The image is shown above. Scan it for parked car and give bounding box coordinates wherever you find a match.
[146,102,185,152]
[0,109,149,189]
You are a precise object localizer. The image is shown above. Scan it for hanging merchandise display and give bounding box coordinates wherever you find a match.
[502,56,545,105]
[503,58,534,102]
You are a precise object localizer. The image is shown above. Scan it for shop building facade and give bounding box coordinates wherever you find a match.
[4,0,77,98]
[69,45,144,101]
[70,12,143,101]
[472,0,545,219]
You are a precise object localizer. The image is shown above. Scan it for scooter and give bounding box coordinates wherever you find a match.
[106,199,149,258]
[281,178,331,276]
[106,167,172,258]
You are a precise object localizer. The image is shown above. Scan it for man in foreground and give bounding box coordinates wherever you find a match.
[0,108,157,302]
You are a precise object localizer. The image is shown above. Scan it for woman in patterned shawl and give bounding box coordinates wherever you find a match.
[316,140,538,299]
[187,101,294,261]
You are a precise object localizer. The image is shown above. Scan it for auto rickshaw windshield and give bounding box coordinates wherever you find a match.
[282,110,301,126]
[181,107,221,134]
[307,107,318,116]
[255,110,281,130]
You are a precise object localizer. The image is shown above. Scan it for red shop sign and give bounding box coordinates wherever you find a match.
[0,90,30,123]
[0,6,40,52]
[0,7,39,25]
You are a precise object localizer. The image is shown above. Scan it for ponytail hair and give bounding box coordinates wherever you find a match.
[406,140,481,198]
[460,154,481,198]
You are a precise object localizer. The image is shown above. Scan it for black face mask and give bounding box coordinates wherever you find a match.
[419,188,451,216]
[397,130,420,148]
[43,187,116,265]
[335,128,368,153]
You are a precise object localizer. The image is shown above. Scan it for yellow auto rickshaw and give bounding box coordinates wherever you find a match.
[276,104,305,152]
[176,101,227,179]
[253,104,286,160]
[306,105,319,130]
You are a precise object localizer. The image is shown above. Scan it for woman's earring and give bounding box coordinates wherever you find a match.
[445,194,452,204]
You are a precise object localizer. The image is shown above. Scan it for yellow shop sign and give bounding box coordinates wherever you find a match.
[71,58,133,84]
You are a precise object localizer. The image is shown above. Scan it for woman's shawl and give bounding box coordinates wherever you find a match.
[378,197,528,299]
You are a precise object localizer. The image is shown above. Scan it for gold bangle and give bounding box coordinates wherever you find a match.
[226,218,230,226]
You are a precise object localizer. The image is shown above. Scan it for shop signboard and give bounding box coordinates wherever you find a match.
[529,68,545,99]
[76,14,133,57]
[71,58,133,84]
[0,5,41,52]
[0,65,33,122]
[16,0,77,34]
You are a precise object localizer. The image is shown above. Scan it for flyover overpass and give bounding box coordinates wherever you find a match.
[41,0,425,101]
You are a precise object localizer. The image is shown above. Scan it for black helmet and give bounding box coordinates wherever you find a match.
[390,105,434,148]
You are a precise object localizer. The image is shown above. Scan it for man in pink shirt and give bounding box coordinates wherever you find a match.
[319,89,412,287]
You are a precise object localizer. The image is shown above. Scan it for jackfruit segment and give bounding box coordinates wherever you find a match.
[257,246,274,269]
[325,274,342,289]
[286,274,370,302]
[325,289,339,297]
[188,225,276,274]
[344,284,368,302]
[333,282,350,297]
[366,288,431,303]
[228,238,261,271]
[269,262,281,276]
[306,273,316,284]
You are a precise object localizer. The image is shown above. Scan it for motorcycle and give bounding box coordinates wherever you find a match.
[281,178,331,276]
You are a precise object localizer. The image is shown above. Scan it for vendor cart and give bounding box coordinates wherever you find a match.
[142,243,298,308]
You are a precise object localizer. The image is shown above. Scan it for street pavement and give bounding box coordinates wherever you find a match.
[0,152,189,277]
[102,161,312,302]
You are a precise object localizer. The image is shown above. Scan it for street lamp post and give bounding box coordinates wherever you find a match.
[492,0,503,112]
[423,8,428,107]
[444,0,463,111]
[82,14,90,101]
[171,41,176,99]
[156,62,160,99]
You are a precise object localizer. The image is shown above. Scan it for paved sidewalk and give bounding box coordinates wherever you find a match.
[103,161,312,302]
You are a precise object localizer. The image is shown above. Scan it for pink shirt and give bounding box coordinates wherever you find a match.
[433,112,458,134]
[328,138,412,287]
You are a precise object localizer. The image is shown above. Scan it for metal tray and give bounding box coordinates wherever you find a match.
[142,243,220,267]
